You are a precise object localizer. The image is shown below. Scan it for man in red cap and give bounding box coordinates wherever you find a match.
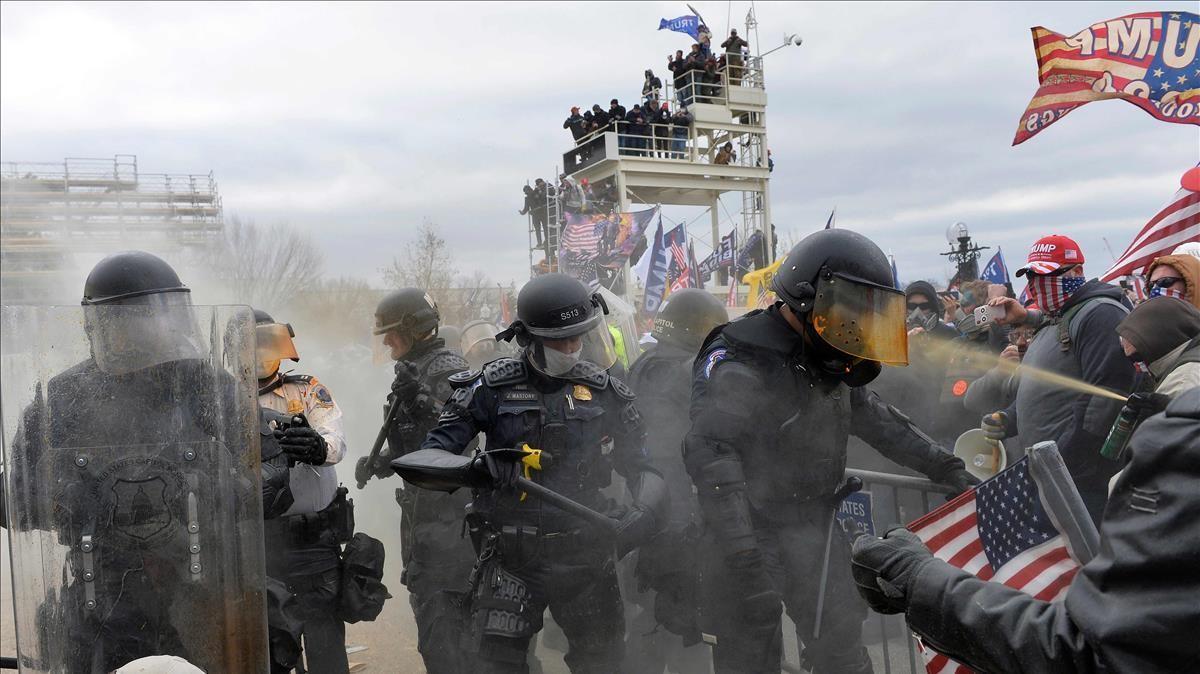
[981,234,1136,522]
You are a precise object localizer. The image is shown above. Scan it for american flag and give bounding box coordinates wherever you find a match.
[559,212,605,257]
[908,457,1081,674]
[668,234,691,292]
[1101,172,1200,282]
[1013,12,1200,145]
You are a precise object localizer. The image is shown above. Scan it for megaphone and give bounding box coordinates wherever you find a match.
[953,429,1008,480]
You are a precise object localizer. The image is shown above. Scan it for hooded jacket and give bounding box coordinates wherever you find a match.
[1117,297,1200,397]
[904,280,958,341]
[1145,254,1200,309]
[1013,279,1135,523]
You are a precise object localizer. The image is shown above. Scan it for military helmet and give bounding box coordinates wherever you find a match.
[652,288,727,350]
[81,250,189,305]
[373,288,440,337]
[771,229,907,365]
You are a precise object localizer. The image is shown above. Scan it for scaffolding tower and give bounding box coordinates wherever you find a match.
[557,22,773,300]
[0,154,224,302]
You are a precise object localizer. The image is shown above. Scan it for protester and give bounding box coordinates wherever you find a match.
[653,102,671,158]
[609,98,627,123]
[1145,251,1200,308]
[721,29,749,86]
[964,323,1036,414]
[714,141,735,165]
[642,69,662,106]
[850,387,1200,674]
[1116,297,1200,397]
[701,57,721,102]
[563,106,586,141]
[905,281,958,340]
[670,106,692,159]
[626,106,649,156]
[668,49,688,105]
[984,234,1135,523]
[590,104,610,132]
[697,23,712,57]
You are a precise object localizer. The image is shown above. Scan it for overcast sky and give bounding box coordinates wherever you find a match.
[2,1,1197,289]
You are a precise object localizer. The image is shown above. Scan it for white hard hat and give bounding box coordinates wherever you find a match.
[113,656,206,674]
[1171,241,1200,259]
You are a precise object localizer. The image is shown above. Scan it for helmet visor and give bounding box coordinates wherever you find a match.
[811,272,908,366]
[84,292,207,375]
[528,319,618,376]
[255,322,299,378]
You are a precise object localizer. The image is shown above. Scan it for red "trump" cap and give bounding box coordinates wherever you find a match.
[1016,234,1085,276]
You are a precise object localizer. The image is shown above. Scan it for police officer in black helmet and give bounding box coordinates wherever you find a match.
[626,288,728,673]
[1,251,268,672]
[685,229,978,674]
[416,273,669,673]
[355,287,474,674]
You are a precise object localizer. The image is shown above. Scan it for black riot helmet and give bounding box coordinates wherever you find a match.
[80,251,205,374]
[81,250,190,305]
[373,288,440,338]
[498,273,617,375]
[771,229,908,367]
[652,288,728,351]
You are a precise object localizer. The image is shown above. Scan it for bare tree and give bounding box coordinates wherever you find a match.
[381,219,456,292]
[196,215,325,312]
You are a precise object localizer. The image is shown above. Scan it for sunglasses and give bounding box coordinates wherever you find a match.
[907,301,935,312]
[1147,276,1183,290]
[1025,264,1077,278]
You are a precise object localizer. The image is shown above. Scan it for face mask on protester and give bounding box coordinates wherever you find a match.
[1028,274,1086,314]
[541,344,583,376]
[1147,280,1185,300]
[908,307,940,332]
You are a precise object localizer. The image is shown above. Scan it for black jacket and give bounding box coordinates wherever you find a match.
[904,388,1200,673]
[608,104,626,122]
[563,113,586,140]
[685,307,966,513]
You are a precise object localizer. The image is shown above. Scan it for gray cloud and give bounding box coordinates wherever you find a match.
[2,1,1196,289]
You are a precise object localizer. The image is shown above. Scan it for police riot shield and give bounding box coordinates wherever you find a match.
[0,304,268,673]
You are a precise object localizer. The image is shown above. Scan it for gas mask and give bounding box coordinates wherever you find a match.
[907,307,940,332]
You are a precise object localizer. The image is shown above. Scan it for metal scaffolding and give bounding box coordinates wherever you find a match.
[0,154,225,301]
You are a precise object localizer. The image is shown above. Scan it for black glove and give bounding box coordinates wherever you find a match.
[850,527,933,615]
[278,426,327,465]
[1126,391,1171,418]
[940,468,980,498]
[354,456,373,486]
[614,507,656,560]
[478,449,521,490]
[391,362,423,403]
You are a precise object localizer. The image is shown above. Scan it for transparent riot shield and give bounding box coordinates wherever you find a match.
[0,304,268,673]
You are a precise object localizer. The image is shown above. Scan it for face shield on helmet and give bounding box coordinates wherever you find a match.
[255,321,299,379]
[527,314,619,376]
[461,321,500,367]
[810,271,908,366]
[83,292,207,375]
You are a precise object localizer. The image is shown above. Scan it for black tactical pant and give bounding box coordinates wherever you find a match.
[400,491,476,674]
[286,567,348,674]
[701,505,873,674]
[466,529,626,674]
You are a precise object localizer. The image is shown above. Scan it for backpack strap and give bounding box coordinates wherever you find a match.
[1056,297,1128,353]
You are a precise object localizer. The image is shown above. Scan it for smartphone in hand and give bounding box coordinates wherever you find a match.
[973,304,1007,327]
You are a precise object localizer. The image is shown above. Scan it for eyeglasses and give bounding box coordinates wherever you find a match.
[1147,276,1183,290]
[907,302,934,312]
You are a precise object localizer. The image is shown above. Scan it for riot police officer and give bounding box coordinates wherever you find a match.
[255,309,352,674]
[685,230,978,674]
[2,251,268,672]
[416,273,669,673]
[354,288,475,674]
[626,288,728,673]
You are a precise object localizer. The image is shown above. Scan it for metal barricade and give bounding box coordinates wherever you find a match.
[843,468,955,674]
